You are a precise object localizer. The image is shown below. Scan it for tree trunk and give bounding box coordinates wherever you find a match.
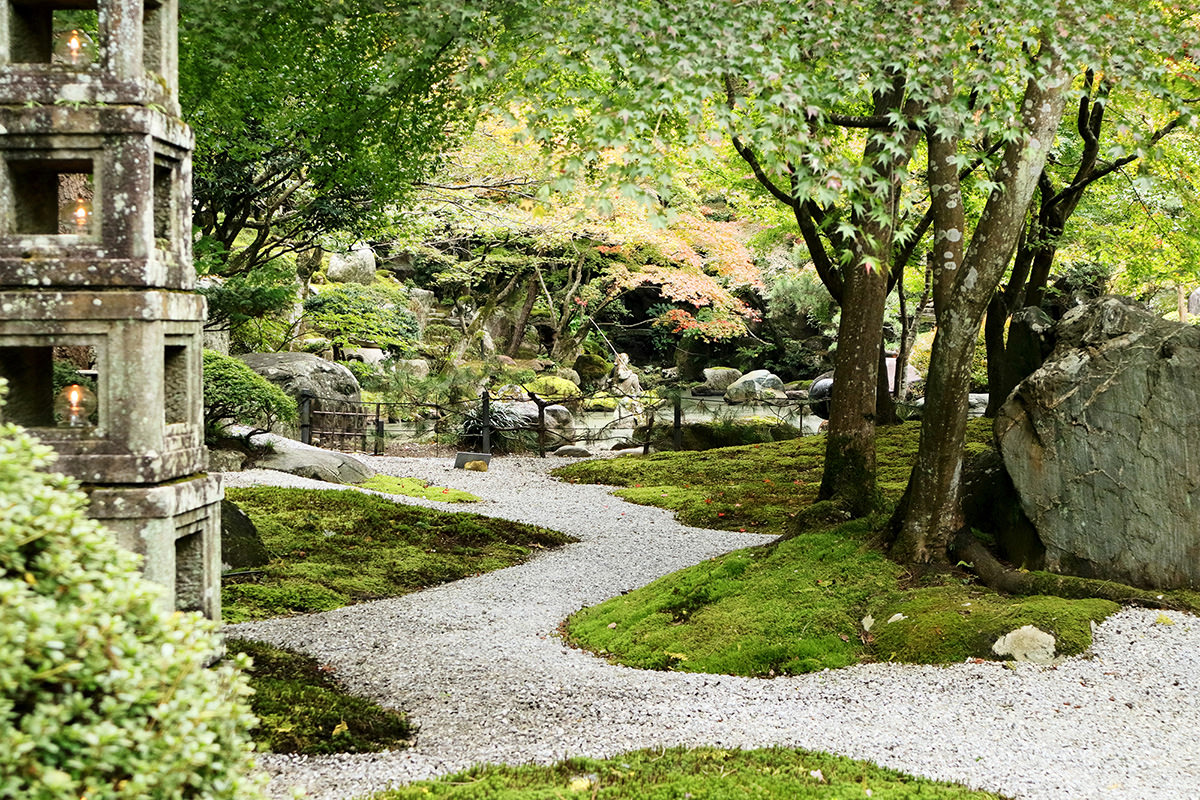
[875,338,898,424]
[888,316,975,562]
[893,57,1069,565]
[819,256,889,515]
[506,277,539,358]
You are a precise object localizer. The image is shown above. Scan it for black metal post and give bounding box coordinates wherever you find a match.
[299,392,313,445]
[530,392,547,457]
[481,389,491,454]
[643,413,654,455]
[374,402,384,456]
[673,394,683,451]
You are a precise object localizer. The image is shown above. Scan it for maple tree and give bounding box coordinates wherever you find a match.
[471,0,1193,566]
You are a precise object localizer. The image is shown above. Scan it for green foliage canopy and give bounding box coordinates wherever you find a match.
[302,283,421,353]
[180,0,491,274]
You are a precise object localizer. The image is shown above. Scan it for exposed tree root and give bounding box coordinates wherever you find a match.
[951,528,1184,611]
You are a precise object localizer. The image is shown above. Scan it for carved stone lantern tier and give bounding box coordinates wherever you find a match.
[0,105,192,289]
[0,289,207,482]
[0,0,179,113]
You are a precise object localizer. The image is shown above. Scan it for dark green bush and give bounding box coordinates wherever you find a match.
[202,349,297,441]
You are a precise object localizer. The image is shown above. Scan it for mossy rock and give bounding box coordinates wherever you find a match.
[573,353,612,387]
[583,392,620,412]
[523,375,582,402]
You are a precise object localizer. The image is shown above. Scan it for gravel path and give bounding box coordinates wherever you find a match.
[224,456,1200,800]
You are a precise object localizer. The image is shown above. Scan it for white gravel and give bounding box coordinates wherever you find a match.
[224,455,1200,800]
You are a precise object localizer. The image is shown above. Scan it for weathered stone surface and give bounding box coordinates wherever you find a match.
[505,401,574,431]
[327,243,376,284]
[394,358,430,381]
[220,500,270,569]
[553,445,592,458]
[238,352,361,411]
[1006,306,1057,381]
[992,625,1056,664]
[556,368,582,386]
[693,367,743,396]
[997,296,1200,589]
[250,431,374,484]
[724,370,787,404]
[344,347,388,365]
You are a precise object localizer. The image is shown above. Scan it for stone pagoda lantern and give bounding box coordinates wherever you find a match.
[0,0,221,619]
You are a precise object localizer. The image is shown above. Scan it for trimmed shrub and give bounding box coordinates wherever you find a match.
[303,283,419,356]
[202,349,297,441]
[0,393,266,799]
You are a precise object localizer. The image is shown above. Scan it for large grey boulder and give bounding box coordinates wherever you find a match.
[996,296,1200,589]
[724,370,787,404]
[249,431,375,484]
[693,367,742,397]
[238,352,361,413]
[220,500,270,569]
[504,400,574,431]
[327,243,376,284]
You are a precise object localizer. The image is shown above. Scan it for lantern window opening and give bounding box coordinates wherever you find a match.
[0,343,100,429]
[163,339,187,424]
[152,156,174,245]
[4,157,96,237]
[8,3,100,66]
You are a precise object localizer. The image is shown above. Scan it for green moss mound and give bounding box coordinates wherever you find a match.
[228,638,413,755]
[523,375,582,402]
[370,745,1004,799]
[556,420,968,536]
[646,417,804,451]
[556,419,1129,673]
[357,475,479,503]
[222,487,574,622]
[568,521,897,675]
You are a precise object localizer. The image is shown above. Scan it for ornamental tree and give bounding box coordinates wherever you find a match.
[474,0,1192,565]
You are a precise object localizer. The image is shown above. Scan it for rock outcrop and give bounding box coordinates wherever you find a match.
[327,243,376,284]
[692,366,742,397]
[238,352,362,413]
[996,296,1200,589]
[724,370,786,404]
[249,430,375,484]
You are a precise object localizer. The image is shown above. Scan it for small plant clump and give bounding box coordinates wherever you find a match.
[226,638,413,755]
[0,399,265,799]
[222,487,575,622]
[357,474,480,503]
[370,745,1005,799]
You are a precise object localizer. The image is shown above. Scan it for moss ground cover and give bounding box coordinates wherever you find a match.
[370,746,1006,799]
[553,420,1145,673]
[227,637,414,755]
[222,486,574,622]
[557,420,970,535]
[357,474,480,502]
